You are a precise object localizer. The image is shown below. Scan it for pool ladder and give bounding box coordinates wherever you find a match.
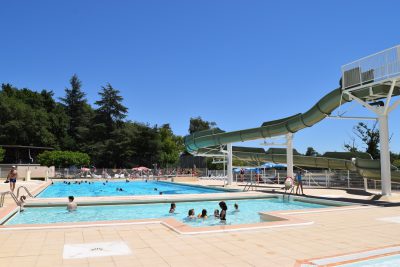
[0,191,19,207]
[16,186,34,199]
[0,186,34,207]
[243,181,256,191]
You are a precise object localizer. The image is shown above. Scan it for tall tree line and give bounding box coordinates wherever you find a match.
[0,75,184,168]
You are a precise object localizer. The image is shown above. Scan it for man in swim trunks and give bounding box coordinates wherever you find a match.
[67,196,77,211]
[7,166,18,193]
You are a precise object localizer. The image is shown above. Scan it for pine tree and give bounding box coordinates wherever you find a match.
[94,83,128,132]
[60,74,92,149]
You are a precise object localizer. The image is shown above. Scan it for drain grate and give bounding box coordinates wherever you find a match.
[63,241,132,259]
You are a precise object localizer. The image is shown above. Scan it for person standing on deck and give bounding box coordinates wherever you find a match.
[240,168,245,182]
[296,171,304,195]
[6,166,18,193]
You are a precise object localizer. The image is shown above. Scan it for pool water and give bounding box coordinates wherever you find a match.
[38,181,226,198]
[6,198,330,226]
[339,254,400,267]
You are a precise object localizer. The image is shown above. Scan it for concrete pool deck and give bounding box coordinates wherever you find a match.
[1,179,400,266]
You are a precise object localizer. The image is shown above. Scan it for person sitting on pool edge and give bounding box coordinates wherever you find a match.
[187,209,195,219]
[197,209,208,219]
[19,195,26,212]
[219,201,227,222]
[169,203,176,213]
[67,196,77,212]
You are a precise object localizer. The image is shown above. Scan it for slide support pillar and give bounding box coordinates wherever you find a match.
[343,78,398,196]
[379,114,391,196]
[286,133,294,178]
[227,143,233,185]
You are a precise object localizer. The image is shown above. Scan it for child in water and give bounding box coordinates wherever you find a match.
[233,203,239,212]
[187,209,196,219]
[197,209,208,219]
[169,203,176,213]
[214,209,220,218]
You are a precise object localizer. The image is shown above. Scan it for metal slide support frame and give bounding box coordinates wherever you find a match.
[286,133,294,179]
[343,79,398,196]
[379,113,391,195]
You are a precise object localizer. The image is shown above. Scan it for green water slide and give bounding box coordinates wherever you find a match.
[230,147,400,181]
[184,85,400,180]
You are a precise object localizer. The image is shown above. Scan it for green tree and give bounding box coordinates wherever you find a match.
[391,152,400,168]
[351,122,380,159]
[344,136,359,153]
[189,116,216,134]
[37,150,90,167]
[393,159,400,168]
[94,83,128,133]
[159,124,184,167]
[60,75,93,149]
[89,125,135,168]
[305,147,320,156]
[0,84,68,148]
[0,147,5,162]
[130,123,162,167]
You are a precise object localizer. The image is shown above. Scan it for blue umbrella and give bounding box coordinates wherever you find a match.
[272,163,287,168]
[261,162,275,168]
[260,162,287,168]
[233,168,242,173]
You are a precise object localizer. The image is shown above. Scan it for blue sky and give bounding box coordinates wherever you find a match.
[1,0,400,154]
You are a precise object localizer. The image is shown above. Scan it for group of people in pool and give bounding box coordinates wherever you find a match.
[60,181,168,197]
[63,180,94,185]
[64,196,241,225]
[169,201,239,222]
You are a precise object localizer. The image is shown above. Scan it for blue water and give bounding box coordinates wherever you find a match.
[38,181,226,198]
[339,254,400,267]
[7,198,329,226]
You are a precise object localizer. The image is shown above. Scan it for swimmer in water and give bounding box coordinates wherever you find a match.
[169,203,176,213]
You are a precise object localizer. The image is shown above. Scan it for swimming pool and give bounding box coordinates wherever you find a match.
[38,181,228,198]
[338,254,400,266]
[6,198,330,226]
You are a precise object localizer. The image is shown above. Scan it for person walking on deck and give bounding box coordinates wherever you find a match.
[6,166,18,193]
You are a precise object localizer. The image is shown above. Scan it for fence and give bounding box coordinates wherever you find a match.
[53,167,204,179]
[199,168,400,191]
[22,167,400,192]
[342,45,400,90]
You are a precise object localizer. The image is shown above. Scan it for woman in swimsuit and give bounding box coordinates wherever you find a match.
[219,201,228,222]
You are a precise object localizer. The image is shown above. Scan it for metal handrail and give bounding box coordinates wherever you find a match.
[16,186,34,199]
[243,181,256,191]
[0,191,20,207]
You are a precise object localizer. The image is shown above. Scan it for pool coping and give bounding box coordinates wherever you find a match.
[0,196,372,235]
[295,244,400,266]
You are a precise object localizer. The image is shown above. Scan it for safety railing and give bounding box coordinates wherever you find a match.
[243,181,256,191]
[363,178,400,192]
[0,191,20,207]
[342,45,400,90]
[16,186,34,199]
